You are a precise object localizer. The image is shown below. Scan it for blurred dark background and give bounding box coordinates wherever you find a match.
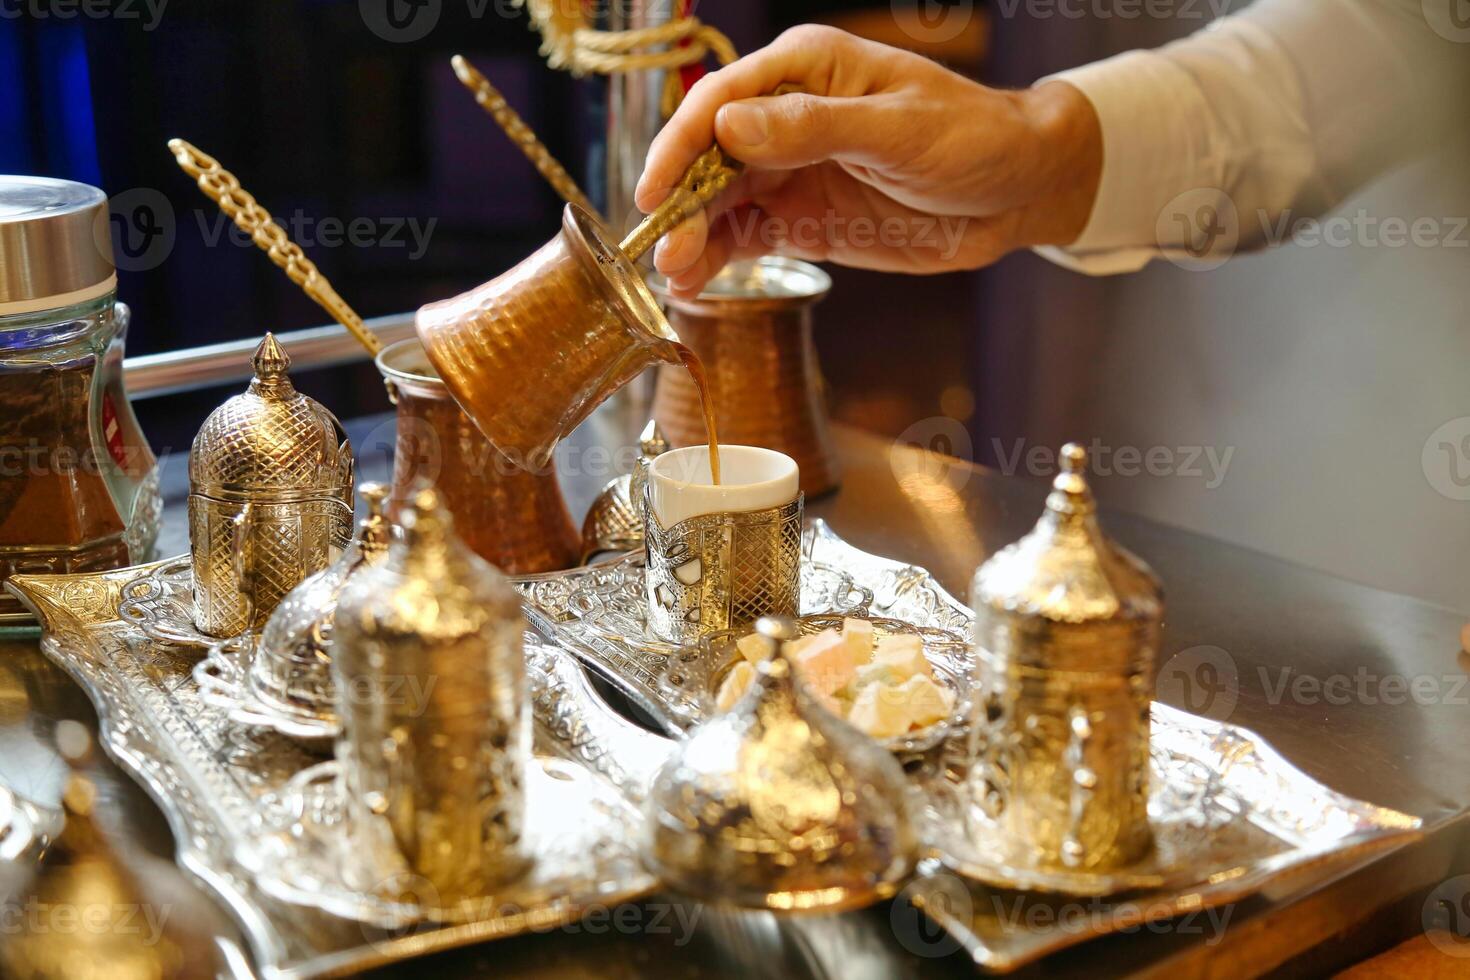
[5,0,1467,609]
[0,0,986,460]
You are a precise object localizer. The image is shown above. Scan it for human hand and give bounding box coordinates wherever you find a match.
[635,25,1102,297]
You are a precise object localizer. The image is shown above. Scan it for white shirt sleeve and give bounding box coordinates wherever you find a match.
[1035,0,1465,275]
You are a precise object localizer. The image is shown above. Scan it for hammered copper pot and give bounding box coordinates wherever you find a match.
[416,204,681,473]
[376,338,579,574]
[651,257,838,497]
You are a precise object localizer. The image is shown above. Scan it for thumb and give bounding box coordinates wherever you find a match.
[714,93,898,171]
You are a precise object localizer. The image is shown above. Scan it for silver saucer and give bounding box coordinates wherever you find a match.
[117,556,224,650]
[193,635,339,743]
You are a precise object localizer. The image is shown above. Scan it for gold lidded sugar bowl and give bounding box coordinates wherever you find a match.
[968,443,1163,875]
[331,485,531,908]
[643,617,917,912]
[188,334,354,637]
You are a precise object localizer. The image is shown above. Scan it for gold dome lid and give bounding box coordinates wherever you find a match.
[188,334,353,499]
[641,617,917,912]
[971,443,1162,672]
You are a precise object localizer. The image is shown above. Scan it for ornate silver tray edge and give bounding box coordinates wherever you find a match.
[4,565,669,980]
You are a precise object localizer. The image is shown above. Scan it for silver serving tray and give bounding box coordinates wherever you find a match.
[4,561,667,979]
[6,529,1424,976]
[516,520,960,736]
[908,700,1421,969]
[117,556,222,650]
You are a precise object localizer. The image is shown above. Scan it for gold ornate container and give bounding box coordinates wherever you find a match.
[416,204,681,472]
[968,444,1163,872]
[651,258,838,497]
[580,419,667,560]
[376,338,579,573]
[187,335,353,637]
[331,485,531,905]
[643,617,917,912]
[248,482,393,730]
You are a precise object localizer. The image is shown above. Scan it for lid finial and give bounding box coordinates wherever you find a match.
[1047,441,1096,517]
[252,332,291,382]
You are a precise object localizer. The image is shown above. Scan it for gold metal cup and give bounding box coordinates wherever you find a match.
[641,446,803,644]
[651,258,839,497]
[376,338,580,574]
[417,205,680,472]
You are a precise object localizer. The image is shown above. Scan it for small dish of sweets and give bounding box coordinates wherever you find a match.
[704,616,970,750]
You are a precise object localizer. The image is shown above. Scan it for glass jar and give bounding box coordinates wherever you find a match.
[0,177,159,628]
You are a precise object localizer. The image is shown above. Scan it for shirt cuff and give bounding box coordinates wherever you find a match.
[1035,48,1219,274]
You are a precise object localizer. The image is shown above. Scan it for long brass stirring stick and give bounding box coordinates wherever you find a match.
[450,54,602,222]
[618,84,801,261]
[166,138,383,357]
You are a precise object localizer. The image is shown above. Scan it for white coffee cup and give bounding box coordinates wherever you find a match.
[646,446,800,529]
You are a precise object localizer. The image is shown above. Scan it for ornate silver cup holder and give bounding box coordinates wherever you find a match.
[660,613,972,754]
[193,635,340,743]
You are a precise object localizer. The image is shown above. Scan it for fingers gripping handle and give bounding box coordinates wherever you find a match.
[619,83,804,262]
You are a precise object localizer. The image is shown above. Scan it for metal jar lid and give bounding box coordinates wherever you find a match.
[0,176,116,316]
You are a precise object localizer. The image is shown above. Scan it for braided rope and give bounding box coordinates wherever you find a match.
[167,139,382,356]
[516,1,738,116]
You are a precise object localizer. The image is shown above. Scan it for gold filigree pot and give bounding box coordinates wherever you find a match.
[187,335,353,637]
[968,443,1163,872]
[643,617,917,911]
[331,486,532,905]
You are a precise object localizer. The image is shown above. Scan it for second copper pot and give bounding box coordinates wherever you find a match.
[652,258,838,497]
[376,338,580,574]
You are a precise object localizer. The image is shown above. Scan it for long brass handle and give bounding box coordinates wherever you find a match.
[450,54,602,222]
[166,138,383,357]
[620,84,802,262]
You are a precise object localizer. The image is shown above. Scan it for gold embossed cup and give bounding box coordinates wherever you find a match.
[643,446,802,644]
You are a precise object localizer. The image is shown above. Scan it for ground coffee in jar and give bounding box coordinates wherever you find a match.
[0,176,159,627]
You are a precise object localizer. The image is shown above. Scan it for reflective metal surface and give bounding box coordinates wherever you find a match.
[123,313,416,400]
[0,176,115,312]
[377,337,580,574]
[643,491,804,644]
[191,482,393,741]
[417,205,678,471]
[519,533,873,734]
[0,418,1468,978]
[187,335,354,636]
[332,486,532,906]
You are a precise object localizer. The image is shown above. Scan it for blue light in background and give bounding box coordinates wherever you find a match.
[35,23,102,186]
[0,25,28,173]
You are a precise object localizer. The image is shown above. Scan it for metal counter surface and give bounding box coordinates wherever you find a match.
[2,409,1466,978]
